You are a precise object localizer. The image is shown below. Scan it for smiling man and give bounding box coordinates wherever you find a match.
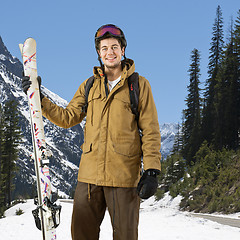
[99,38,124,71]
[22,24,161,240]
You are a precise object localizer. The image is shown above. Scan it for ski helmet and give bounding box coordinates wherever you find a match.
[95,24,127,51]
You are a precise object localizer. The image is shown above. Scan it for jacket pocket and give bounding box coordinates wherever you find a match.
[88,83,101,103]
[112,143,141,157]
[88,92,101,103]
[110,134,142,157]
[87,90,101,126]
[82,142,92,154]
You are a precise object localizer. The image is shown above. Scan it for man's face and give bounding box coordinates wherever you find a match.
[98,38,125,70]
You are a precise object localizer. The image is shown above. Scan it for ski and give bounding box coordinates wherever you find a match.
[19,38,61,240]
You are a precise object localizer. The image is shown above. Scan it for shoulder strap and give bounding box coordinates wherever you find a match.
[82,75,95,113]
[82,73,140,120]
[128,72,139,121]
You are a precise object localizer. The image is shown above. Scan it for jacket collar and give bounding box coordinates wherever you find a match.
[93,59,136,100]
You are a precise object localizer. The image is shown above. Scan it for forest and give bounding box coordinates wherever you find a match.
[158,6,240,213]
[0,100,21,217]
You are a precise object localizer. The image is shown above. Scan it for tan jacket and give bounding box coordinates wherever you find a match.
[41,59,161,187]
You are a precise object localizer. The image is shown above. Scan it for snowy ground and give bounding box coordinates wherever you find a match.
[1,193,240,240]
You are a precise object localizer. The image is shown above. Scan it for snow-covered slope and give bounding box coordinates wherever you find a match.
[1,194,240,240]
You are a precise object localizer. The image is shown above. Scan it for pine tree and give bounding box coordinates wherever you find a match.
[234,9,240,62]
[2,100,21,207]
[233,9,240,149]
[172,115,184,154]
[162,153,185,196]
[0,104,6,217]
[214,17,239,150]
[202,5,224,145]
[183,49,202,165]
[172,123,182,153]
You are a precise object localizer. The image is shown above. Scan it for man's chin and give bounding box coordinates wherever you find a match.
[105,62,121,69]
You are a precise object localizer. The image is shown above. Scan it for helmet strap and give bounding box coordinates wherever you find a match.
[97,55,105,75]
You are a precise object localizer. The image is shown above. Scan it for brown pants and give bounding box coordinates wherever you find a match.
[71,182,140,240]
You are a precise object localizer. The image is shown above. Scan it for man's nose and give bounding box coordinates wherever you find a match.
[107,48,114,54]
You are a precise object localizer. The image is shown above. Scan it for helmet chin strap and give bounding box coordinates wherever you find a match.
[122,54,127,69]
[97,55,105,75]
[97,55,109,98]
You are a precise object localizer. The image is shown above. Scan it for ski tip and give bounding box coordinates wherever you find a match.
[19,38,37,57]
[19,44,23,56]
[24,37,36,44]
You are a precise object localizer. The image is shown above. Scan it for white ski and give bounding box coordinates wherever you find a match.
[19,38,61,240]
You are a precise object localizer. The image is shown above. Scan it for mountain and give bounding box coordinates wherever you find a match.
[0,36,84,198]
[160,123,179,159]
[0,36,177,199]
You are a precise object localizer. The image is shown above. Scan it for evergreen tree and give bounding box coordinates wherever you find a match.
[172,123,182,153]
[2,100,21,207]
[214,17,239,149]
[202,5,224,145]
[172,115,184,154]
[183,49,202,165]
[233,9,240,149]
[234,9,240,63]
[0,104,6,217]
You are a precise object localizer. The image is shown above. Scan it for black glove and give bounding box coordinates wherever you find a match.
[137,169,160,199]
[22,74,44,101]
[22,75,31,94]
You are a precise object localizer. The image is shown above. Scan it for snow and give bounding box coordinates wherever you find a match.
[0,54,7,61]
[1,193,239,240]
[160,123,179,158]
[42,86,68,108]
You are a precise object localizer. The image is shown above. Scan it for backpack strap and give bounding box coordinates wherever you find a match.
[82,73,140,121]
[128,72,139,121]
[82,75,95,113]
